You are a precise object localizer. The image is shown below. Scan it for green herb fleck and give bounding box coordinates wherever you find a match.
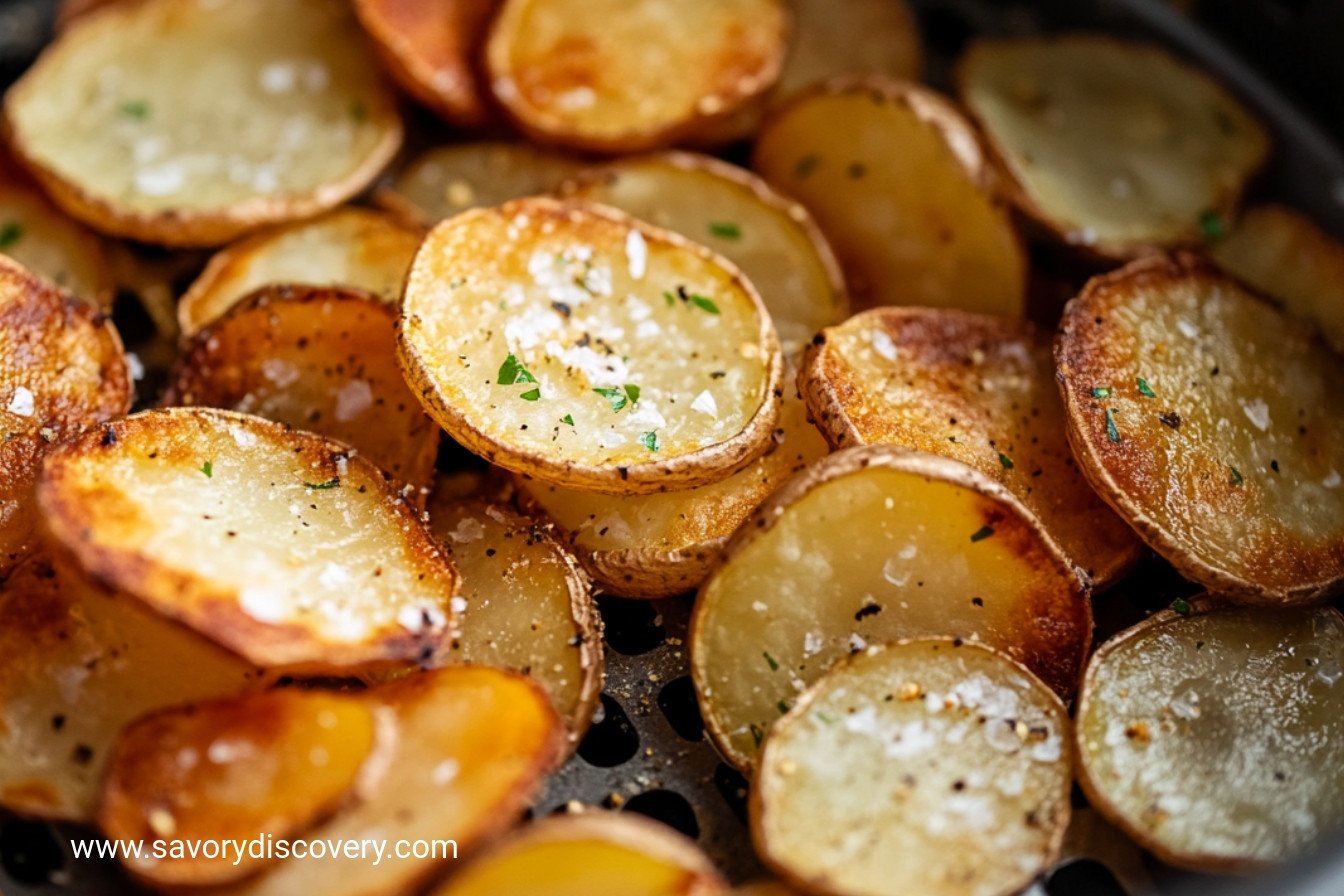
[1199,209,1226,241]
[594,387,628,412]
[763,651,779,671]
[970,525,994,543]
[1171,597,1192,616]
[662,290,677,307]
[200,460,213,478]
[1136,376,1156,398]
[304,477,340,490]
[497,353,537,385]
[815,710,837,725]
[639,431,660,452]
[1091,386,1112,399]
[998,452,1014,470]
[749,724,764,748]
[688,294,719,315]
[1105,408,1121,443]
[794,154,819,178]
[1229,465,1244,486]
[561,414,574,426]
[624,384,640,404]
[519,388,541,401]
[0,221,21,249]
[776,699,791,715]
[709,221,742,240]
[119,100,149,120]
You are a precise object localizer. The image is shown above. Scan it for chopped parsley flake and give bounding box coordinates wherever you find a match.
[815,710,837,725]
[970,525,994,543]
[689,294,719,315]
[624,384,640,404]
[199,460,213,478]
[1199,209,1227,241]
[639,431,659,452]
[304,477,340,490]
[519,388,541,401]
[1229,465,1244,486]
[594,384,640,412]
[497,353,537,385]
[1091,386,1112,399]
[0,221,21,249]
[662,290,677,307]
[119,100,149,120]
[763,651,779,671]
[749,724,764,748]
[998,452,1014,470]
[1105,408,1121,443]
[1136,376,1156,398]
[561,414,574,426]
[709,221,742,240]
[1171,597,1192,616]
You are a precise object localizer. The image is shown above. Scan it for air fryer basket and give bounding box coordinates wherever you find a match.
[2,1,1343,894]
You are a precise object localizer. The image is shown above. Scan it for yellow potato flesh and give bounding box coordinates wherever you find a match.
[0,177,111,307]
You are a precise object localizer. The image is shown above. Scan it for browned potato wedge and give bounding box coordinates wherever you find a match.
[430,811,726,896]
[1210,204,1344,353]
[427,497,603,739]
[774,0,922,101]
[1,255,130,576]
[802,307,1140,588]
[732,884,800,896]
[37,407,459,672]
[957,36,1269,259]
[484,0,789,153]
[0,172,112,308]
[163,286,439,494]
[560,152,848,352]
[176,207,425,335]
[752,639,1071,896]
[398,197,783,494]
[377,142,584,227]
[691,445,1090,769]
[518,366,828,598]
[752,76,1025,316]
[100,689,382,886]
[1057,253,1344,603]
[3,0,403,246]
[1077,601,1344,872]
[217,666,563,896]
[354,0,499,128]
[0,557,261,821]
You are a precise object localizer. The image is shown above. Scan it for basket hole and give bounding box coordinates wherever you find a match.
[597,596,665,655]
[713,762,750,824]
[576,693,640,767]
[1046,859,1126,895]
[623,789,699,839]
[656,676,703,742]
[0,817,65,886]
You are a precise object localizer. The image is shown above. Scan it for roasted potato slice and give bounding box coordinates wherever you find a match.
[176,207,425,335]
[774,0,921,101]
[802,307,1140,587]
[428,497,603,740]
[732,884,800,896]
[218,666,563,896]
[1209,204,1344,353]
[957,36,1269,259]
[484,0,789,153]
[163,286,439,494]
[752,639,1071,896]
[3,0,402,246]
[1057,253,1344,603]
[398,197,783,494]
[0,172,113,308]
[517,367,828,598]
[377,142,584,227]
[354,0,498,128]
[0,557,261,821]
[752,75,1026,316]
[560,152,848,352]
[100,689,383,886]
[38,407,459,671]
[430,811,726,896]
[1077,601,1344,872]
[1,255,130,576]
[691,445,1090,769]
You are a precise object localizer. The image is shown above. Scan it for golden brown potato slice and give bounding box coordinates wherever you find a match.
[0,557,261,821]
[732,884,800,896]
[427,497,603,740]
[163,286,439,493]
[957,36,1269,259]
[0,172,112,308]
[3,0,402,246]
[1057,253,1344,603]
[1077,601,1344,872]
[802,307,1140,588]
[100,689,381,886]
[377,142,584,227]
[430,811,726,896]
[38,407,459,672]
[354,0,499,128]
[399,197,783,494]
[1,255,130,577]
[752,75,1025,316]
[1209,204,1344,353]
[774,0,922,101]
[691,444,1090,769]
[485,0,789,153]
[517,366,829,598]
[176,207,425,335]
[217,666,563,896]
[560,152,848,352]
[752,639,1071,896]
